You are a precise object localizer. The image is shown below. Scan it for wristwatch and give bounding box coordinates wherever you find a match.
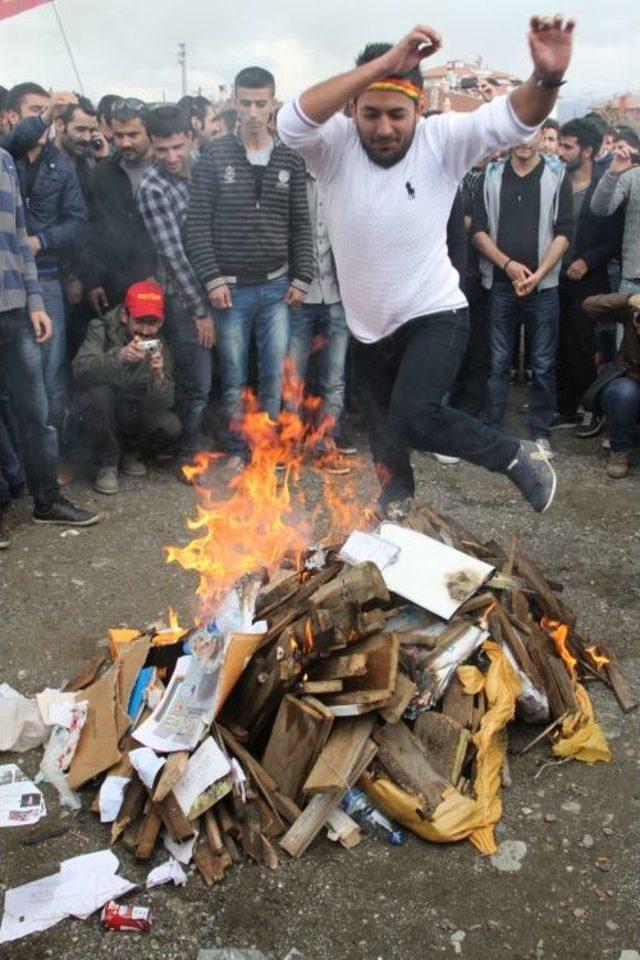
[532,70,566,89]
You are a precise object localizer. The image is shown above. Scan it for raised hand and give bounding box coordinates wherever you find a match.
[529,14,575,80]
[381,25,443,77]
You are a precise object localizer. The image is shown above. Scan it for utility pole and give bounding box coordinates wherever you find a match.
[177,42,187,97]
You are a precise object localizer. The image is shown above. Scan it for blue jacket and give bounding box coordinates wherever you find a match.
[11,134,87,278]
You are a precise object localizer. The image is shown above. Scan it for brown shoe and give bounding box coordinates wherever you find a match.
[607,451,630,479]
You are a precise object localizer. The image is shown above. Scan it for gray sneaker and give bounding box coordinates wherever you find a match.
[506,440,557,513]
[121,452,147,477]
[95,465,119,495]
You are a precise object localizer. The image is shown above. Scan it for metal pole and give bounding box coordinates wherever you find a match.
[178,42,187,97]
[51,0,84,93]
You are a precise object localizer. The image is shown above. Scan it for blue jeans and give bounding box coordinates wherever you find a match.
[40,277,68,434]
[288,301,349,438]
[0,310,59,508]
[214,276,289,454]
[600,376,640,453]
[166,298,213,459]
[487,285,559,439]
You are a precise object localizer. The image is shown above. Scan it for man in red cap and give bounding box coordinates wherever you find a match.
[72,280,182,494]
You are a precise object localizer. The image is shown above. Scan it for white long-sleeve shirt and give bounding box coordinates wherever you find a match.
[278,96,538,343]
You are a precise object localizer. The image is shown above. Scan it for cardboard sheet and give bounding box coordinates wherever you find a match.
[67,666,121,789]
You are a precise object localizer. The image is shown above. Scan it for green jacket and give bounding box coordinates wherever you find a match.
[72,306,175,409]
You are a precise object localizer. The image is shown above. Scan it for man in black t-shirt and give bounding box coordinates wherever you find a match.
[472,133,574,456]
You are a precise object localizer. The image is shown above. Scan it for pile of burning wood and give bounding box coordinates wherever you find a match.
[52,501,634,886]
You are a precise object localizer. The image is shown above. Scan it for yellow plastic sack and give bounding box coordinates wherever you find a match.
[552,683,612,763]
[364,640,520,855]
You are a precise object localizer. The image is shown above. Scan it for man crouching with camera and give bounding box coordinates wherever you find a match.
[72,280,181,494]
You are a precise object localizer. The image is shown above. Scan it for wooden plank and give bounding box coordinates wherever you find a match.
[297,679,344,694]
[325,701,387,716]
[219,724,304,822]
[441,674,475,729]
[311,654,367,681]
[378,672,416,724]
[413,711,470,785]
[204,807,224,854]
[260,834,280,870]
[152,751,189,802]
[155,792,196,841]
[111,776,146,843]
[324,689,392,706]
[135,803,162,860]
[193,834,232,885]
[337,632,399,701]
[261,694,333,801]
[280,739,376,858]
[597,641,639,714]
[303,716,376,795]
[373,722,447,810]
[326,809,362,849]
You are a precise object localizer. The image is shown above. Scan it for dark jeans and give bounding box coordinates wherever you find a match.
[488,285,559,439]
[600,376,640,453]
[450,282,489,417]
[557,275,606,418]
[0,310,59,509]
[77,384,182,467]
[166,298,213,459]
[352,309,518,507]
[0,388,24,504]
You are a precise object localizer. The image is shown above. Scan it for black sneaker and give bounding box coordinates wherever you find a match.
[550,413,579,430]
[0,506,9,549]
[506,440,557,513]
[575,410,604,439]
[32,496,101,527]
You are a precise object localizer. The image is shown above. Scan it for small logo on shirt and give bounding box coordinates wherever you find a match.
[277,169,291,189]
[223,165,236,183]
[405,181,416,200]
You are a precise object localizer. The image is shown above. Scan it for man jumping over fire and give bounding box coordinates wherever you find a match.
[278,15,575,515]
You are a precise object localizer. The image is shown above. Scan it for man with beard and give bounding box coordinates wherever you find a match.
[278,17,575,515]
[54,96,109,201]
[554,118,621,436]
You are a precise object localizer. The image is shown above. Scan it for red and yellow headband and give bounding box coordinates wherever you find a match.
[366,77,423,101]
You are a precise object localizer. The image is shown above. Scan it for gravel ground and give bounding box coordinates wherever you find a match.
[1,395,639,960]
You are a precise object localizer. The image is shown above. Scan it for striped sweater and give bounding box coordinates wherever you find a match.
[0,148,43,314]
[186,135,314,292]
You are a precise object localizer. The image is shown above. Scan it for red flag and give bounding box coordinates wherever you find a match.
[0,0,52,21]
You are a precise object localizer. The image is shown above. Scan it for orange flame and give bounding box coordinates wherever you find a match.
[304,617,314,654]
[585,644,610,671]
[167,606,179,629]
[542,617,578,679]
[165,363,364,620]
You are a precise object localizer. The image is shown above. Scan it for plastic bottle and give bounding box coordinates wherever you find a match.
[341,787,405,846]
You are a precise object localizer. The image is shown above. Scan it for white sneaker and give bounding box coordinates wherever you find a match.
[433,453,461,465]
[534,437,555,460]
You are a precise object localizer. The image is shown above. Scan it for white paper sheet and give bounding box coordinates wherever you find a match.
[0,765,46,828]
[338,530,401,570]
[98,775,130,823]
[146,857,187,889]
[129,747,166,791]
[0,849,136,943]
[378,523,495,620]
[162,827,199,864]
[173,736,231,817]
[35,689,76,728]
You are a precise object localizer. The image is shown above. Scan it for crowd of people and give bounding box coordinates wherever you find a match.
[0,20,638,551]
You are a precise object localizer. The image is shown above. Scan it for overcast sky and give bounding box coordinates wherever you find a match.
[1,0,637,106]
